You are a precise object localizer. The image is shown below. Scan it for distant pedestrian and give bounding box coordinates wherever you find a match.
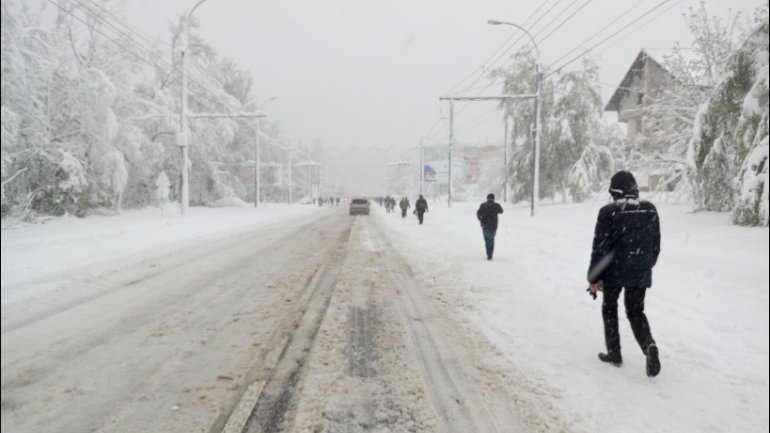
[414,194,428,224]
[476,193,503,260]
[587,170,662,378]
[399,197,411,218]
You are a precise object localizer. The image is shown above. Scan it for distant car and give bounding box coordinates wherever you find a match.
[349,198,370,215]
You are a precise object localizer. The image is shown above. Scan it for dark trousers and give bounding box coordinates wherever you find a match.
[482,227,497,258]
[416,210,425,224]
[602,286,656,355]
[401,208,407,218]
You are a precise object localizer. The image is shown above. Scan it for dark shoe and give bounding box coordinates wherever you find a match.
[646,344,661,377]
[487,256,492,260]
[598,352,623,366]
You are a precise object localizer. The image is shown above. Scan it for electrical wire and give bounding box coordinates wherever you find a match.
[534,0,594,45]
[65,0,241,112]
[531,0,582,41]
[544,0,649,70]
[443,0,556,96]
[544,0,672,78]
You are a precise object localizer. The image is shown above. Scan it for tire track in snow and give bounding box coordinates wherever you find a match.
[368,220,532,433]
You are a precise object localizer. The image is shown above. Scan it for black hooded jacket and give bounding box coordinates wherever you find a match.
[588,171,661,288]
[477,199,503,230]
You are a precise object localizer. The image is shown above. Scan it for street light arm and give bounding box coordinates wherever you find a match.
[488,19,542,217]
[487,19,540,64]
[188,0,211,19]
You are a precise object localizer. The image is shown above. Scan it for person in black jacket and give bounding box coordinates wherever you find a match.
[587,170,662,378]
[477,193,504,260]
[414,195,428,224]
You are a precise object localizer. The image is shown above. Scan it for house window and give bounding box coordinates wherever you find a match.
[637,92,644,105]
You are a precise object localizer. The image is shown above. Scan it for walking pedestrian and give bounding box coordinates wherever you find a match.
[476,193,503,260]
[587,170,662,378]
[414,194,428,224]
[399,197,411,218]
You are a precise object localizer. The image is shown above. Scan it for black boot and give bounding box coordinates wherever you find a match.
[598,352,623,366]
[646,344,661,377]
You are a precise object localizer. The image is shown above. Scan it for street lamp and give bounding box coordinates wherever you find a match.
[488,19,541,216]
[178,0,212,215]
[255,96,277,208]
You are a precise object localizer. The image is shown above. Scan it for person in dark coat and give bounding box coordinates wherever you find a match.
[476,193,504,260]
[587,170,661,377]
[399,197,411,218]
[414,194,428,224]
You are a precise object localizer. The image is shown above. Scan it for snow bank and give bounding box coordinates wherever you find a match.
[1,204,318,303]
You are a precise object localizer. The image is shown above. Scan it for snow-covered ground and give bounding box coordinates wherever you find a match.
[377,199,769,433]
[1,203,318,304]
[2,199,768,432]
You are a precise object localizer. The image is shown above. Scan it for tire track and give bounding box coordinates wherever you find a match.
[0,211,351,433]
[369,221,531,433]
[217,226,352,433]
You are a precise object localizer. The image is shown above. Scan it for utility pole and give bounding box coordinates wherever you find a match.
[280,144,300,204]
[439,95,536,207]
[177,1,271,215]
[488,19,542,215]
[419,138,425,195]
[255,117,261,207]
[288,150,293,204]
[178,19,190,215]
[254,97,277,208]
[503,113,509,203]
[448,101,454,208]
[533,70,542,216]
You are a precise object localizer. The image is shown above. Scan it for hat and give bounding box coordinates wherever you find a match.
[487,193,495,200]
[609,171,639,198]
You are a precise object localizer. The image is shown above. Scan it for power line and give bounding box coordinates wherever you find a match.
[454,106,502,133]
[80,0,172,49]
[545,0,673,78]
[443,0,556,96]
[478,0,565,84]
[489,0,596,79]
[71,0,239,111]
[535,0,594,45]
[50,0,252,123]
[598,0,685,54]
[544,0,649,69]
[46,0,169,72]
[531,0,582,41]
[449,0,565,98]
[74,0,172,63]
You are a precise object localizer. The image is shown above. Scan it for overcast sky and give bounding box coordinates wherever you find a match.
[117,0,762,195]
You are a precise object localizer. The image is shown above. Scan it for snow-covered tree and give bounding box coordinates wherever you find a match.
[1,1,285,217]
[689,14,769,225]
[492,54,613,203]
[638,2,749,199]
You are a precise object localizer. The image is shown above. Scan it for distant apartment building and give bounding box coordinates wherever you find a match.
[457,144,504,183]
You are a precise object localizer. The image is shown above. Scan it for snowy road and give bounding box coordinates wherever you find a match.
[1,207,541,433]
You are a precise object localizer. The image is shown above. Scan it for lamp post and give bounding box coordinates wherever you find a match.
[255,96,277,207]
[178,0,211,215]
[488,19,541,216]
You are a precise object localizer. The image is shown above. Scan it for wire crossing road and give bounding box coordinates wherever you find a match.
[2,209,541,433]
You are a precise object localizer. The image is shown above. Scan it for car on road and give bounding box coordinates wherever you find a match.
[349,198,370,215]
